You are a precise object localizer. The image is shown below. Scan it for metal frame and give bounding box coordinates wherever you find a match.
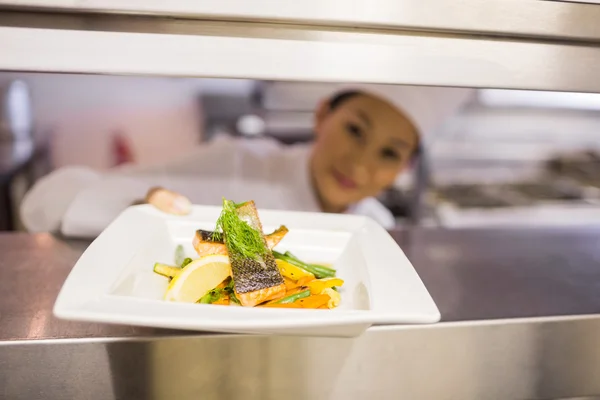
[1,10,600,93]
[2,317,600,399]
[1,0,600,41]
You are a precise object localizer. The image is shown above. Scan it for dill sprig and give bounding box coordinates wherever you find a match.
[212,198,267,260]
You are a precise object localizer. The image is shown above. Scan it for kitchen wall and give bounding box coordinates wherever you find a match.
[0,73,256,170]
[4,73,600,188]
[3,74,600,230]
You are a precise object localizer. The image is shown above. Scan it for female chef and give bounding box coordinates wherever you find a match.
[20,84,471,237]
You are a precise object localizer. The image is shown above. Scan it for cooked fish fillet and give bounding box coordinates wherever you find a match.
[193,225,288,257]
[192,230,228,256]
[236,283,286,307]
[228,201,285,306]
[264,225,289,249]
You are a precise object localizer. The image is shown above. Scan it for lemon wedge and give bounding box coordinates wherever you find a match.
[164,255,231,303]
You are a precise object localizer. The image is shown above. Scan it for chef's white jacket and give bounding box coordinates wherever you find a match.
[20,136,395,237]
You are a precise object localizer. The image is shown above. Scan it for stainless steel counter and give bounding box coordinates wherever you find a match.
[1,229,600,399]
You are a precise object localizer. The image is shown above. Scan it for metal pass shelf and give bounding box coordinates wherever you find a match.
[1,229,600,399]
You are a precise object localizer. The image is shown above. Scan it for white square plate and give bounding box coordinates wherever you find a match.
[54,205,440,337]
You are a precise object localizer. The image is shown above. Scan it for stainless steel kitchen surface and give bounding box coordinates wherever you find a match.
[1,229,600,400]
[3,2,600,93]
[2,0,600,41]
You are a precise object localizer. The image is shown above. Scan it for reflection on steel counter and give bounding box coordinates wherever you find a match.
[1,229,600,399]
[0,142,33,230]
[395,227,600,321]
[0,142,49,231]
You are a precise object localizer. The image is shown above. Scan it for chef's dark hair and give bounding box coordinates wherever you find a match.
[328,90,422,163]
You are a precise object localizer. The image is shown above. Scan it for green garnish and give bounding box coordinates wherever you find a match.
[199,289,222,304]
[198,279,240,305]
[229,292,241,305]
[212,198,267,261]
[224,279,241,305]
[181,258,193,268]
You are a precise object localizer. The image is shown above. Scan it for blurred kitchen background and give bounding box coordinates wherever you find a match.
[2,72,600,231]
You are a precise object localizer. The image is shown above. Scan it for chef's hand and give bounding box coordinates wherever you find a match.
[144,187,192,216]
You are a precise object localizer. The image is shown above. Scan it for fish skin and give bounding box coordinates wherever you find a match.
[196,230,214,241]
[193,225,288,257]
[231,253,284,295]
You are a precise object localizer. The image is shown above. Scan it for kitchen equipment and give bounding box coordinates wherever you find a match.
[0,79,32,143]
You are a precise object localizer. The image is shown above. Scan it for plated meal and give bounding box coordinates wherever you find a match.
[54,200,439,336]
[152,198,344,309]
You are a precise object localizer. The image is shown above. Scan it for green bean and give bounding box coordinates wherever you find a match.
[198,293,213,304]
[275,289,311,304]
[281,256,333,278]
[224,279,241,305]
[229,292,241,305]
[273,251,336,278]
[284,251,336,274]
[181,258,193,268]
[306,265,336,278]
[198,289,222,304]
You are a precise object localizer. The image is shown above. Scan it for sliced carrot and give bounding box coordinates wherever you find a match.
[296,276,316,286]
[295,294,330,309]
[216,280,229,290]
[261,302,303,308]
[284,277,297,290]
[284,276,314,291]
[213,296,230,306]
[260,295,331,309]
[263,286,287,303]
[261,291,331,309]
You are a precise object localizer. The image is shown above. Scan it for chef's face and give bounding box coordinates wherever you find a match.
[310,92,419,212]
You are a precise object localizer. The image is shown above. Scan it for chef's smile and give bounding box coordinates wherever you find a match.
[331,167,358,190]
